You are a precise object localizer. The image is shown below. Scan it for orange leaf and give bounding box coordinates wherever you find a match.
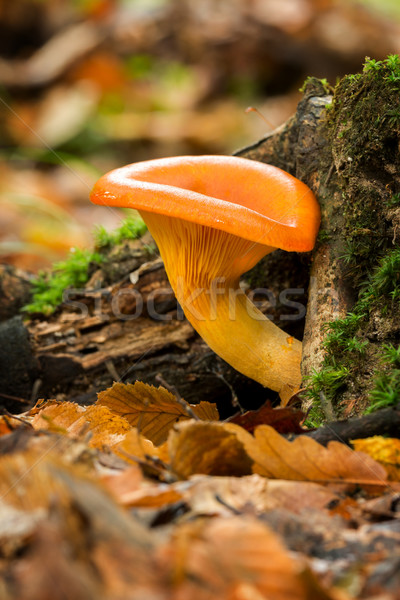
[105,465,184,507]
[96,381,219,445]
[352,436,400,481]
[31,401,85,433]
[31,401,131,449]
[0,415,24,436]
[116,428,169,463]
[246,425,387,483]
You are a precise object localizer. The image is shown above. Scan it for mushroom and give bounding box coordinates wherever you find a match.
[90,155,320,398]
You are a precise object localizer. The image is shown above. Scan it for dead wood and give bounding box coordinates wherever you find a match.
[305,404,400,446]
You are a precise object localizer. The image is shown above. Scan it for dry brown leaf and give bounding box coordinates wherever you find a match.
[101,464,143,503]
[161,516,328,600]
[168,420,254,479]
[107,472,184,508]
[96,381,219,445]
[169,475,338,518]
[27,398,60,416]
[0,451,163,600]
[116,428,169,462]
[31,401,85,433]
[108,473,336,515]
[227,401,305,434]
[31,401,131,449]
[247,425,387,483]
[0,450,85,510]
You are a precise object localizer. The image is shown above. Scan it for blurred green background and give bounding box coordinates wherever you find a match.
[0,0,399,270]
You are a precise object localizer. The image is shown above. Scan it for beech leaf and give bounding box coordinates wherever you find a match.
[168,420,254,479]
[31,401,131,449]
[96,381,219,445]
[246,425,387,483]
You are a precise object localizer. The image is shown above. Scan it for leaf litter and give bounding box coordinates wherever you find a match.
[0,380,400,599]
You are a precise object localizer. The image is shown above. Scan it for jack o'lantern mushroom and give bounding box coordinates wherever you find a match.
[90,155,320,399]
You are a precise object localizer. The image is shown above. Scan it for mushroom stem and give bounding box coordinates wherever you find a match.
[141,210,302,396]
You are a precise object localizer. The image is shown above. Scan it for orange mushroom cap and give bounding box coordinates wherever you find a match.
[90,155,320,253]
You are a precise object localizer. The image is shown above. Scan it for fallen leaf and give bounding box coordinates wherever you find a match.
[108,475,184,508]
[246,425,387,483]
[96,381,219,445]
[116,428,169,462]
[27,398,60,416]
[0,415,24,436]
[161,516,337,600]
[361,491,400,518]
[31,401,131,449]
[179,475,338,518]
[168,420,254,479]
[352,436,400,481]
[0,452,163,600]
[227,401,305,434]
[31,401,85,433]
[101,464,143,502]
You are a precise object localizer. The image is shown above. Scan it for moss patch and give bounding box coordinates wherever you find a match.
[305,57,400,418]
[23,217,148,316]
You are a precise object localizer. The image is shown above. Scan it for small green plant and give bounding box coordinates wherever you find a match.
[363,58,383,73]
[368,248,400,298]
[94,216,147,249]
[366,344,400,413]
[323,313,367,353]
[23,248,103,315]
[317,229,331,243]
[304,365,350,425]
[387,192,400,207]
[299,76,332,95]
[384,54,400,75]
[381,343,400,367]
[307,365,351,399]
[304,404,325,429]
[385,107,400,127]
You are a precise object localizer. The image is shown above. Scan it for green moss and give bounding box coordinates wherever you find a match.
[366,344,400,412]
[328,55,400,182]
[311,55,400,403]
[317,230,332,243]
[23,217,147,315]
[387,192,400,207]
[23,248,103,315]
[94,215,147,249]
[299,76,332,96]
[305,249,400,414]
